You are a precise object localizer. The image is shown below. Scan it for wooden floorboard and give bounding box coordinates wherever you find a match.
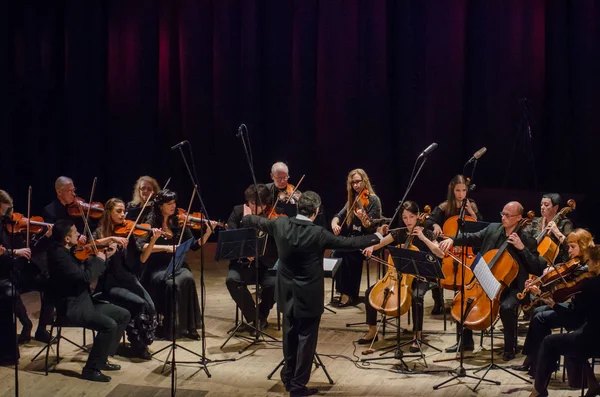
[0,244,590,396]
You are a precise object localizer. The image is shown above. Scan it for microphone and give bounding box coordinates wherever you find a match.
[465,146,487,165]
[418,143,438,158]
[170,141,187,150]
[236,124,246,138]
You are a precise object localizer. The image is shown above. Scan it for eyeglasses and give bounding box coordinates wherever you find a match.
[351,180,363,186]
[274,175,289,181]
[500,212,519,218]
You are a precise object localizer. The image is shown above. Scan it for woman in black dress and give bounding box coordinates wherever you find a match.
[92,198,157,359]
[138,189,215,340]
[126,176,161,222]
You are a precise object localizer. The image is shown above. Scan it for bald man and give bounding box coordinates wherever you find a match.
[439,201,547,361]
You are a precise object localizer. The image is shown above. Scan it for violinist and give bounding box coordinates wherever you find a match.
[47,219,130,382]
[439,201,546,361]
[92,198,157,360]
[126,176,160,222]
[43,176,87,243]
[267,162,301,207]
[359,201,444,352]
[0,189,53,344]
[516,229,594,380]
[226,184,277,331]
[137,189,215,340]
[527,244,600,397]
[526,193,573,264]
[330,169,382,307]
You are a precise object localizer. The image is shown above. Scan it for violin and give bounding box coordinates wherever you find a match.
[6,213,52,234]
[450,212,534,331]
[439,214,477,290]
[74,240,110,261]
[176,209,227,229]
[523,270,594,312]
[535,199,576,265]
[113,219,173,239]
[368,206,431,317]
[68,197,104,219]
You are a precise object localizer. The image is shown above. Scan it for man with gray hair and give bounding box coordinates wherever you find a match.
[43,176,87,243]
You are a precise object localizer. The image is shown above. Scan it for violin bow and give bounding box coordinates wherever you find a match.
[85,177,98,223]
[163,177,171,190]
[75,199,100,256]
[26,186,32,250]
[126,193,153,241]
[287,174,305,203]
[178,185,197,246]
[340,191,364,227]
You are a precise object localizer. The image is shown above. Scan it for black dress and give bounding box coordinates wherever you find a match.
[93,233,156,350]
[137,226,201,340]
[125,203,152,223]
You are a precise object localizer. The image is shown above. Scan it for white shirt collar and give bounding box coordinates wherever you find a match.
[295,214,313,222]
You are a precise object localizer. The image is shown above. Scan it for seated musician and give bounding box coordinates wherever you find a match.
[359,201,444,352]
[92,198,157,360]
[0,189,53,343]
[0,244,18,365]
[528,244,600,397]
[225,184,277,331]
[266,162,301,207]
[516,229,594,380]
[439,201,547,361]
[137,189,214,340]
[424,174,481,313]
[526,193,573,264]
[43,176,87,243]
[47,220,130,382]
[126,176,161,222]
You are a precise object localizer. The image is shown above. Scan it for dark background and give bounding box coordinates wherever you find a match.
[2,1,599,233]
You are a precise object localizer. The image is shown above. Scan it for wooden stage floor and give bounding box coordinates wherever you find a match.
[1,244,589,396]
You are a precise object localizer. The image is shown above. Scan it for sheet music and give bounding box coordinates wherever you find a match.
[470,253,501,300]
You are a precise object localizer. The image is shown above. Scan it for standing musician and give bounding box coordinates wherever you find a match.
[226,184,277,331]
[47,219,130,382]
[92,198,157,360]
[330,169,382,307]
[516,229,594,381]
[43,176,87,243]
[137,189,215,341]
[439,201,547,360]
[241,191,385,397]
[0,190,53,343]
[528,245,600,397]
[526,193,573,264]
[359,201,445,352]
[126,176,161,222]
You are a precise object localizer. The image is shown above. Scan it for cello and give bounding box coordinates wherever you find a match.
[368,206,431,317]
[439,212,477,290]
[535,199,576,265]
[450,214,533,331]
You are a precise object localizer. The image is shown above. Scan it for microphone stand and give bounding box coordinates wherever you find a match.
[236,125,279,352]
[361,151,432,372]
[433,158,496,389]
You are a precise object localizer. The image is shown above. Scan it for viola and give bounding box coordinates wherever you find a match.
[113,219,173,239]
[535,199,576,265]
[176,209,227,229]
[68,197,104,219]
[439,214,477,290]
[368,206,431,317]
[6,213,52,234]
[450,213,534,331]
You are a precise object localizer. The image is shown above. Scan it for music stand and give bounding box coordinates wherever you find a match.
[162,238,195,281]
[216,228,277,351]
[468,254,531,390]
[323,258,342,314]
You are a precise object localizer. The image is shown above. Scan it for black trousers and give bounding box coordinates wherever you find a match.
[0,277,53,335]
[457,288,520,352]
[0,294,18,363]
[67,302,130,371]
[365,280,442,331]
[333,250,363,299]
[226,263,276,322]
[281,314,321,393]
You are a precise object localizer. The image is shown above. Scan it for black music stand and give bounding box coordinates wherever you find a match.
[323,258,342,314]
[216,228,278,351]
[468,254,531,390]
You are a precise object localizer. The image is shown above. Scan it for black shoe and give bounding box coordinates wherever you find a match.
[585,385,600,397]
[187,330,201,340]
[258,318,269,331]
[18,332,31,345]
[430,305,443,315]
[101,362,121,371]
[132,346,152,360]
[513,364,531,372]
[502,351,516,361]
[290,387,319,397]
[357,335,378,345]
[409,344,421,353]
[34,330,52,344]
[336,297,356,308]
[81,369,111,382]
[445,342,474,353]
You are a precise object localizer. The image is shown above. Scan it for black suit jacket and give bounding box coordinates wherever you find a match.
[242,215,380,318]
[454,222,547,290]
[47,242,106,322]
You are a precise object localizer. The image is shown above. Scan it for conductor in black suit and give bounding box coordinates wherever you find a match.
[47,220,130,382]
[242,191,383,397]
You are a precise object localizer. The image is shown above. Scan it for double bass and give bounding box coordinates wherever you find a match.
[368,206,431,317]
[450,214,533,331]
